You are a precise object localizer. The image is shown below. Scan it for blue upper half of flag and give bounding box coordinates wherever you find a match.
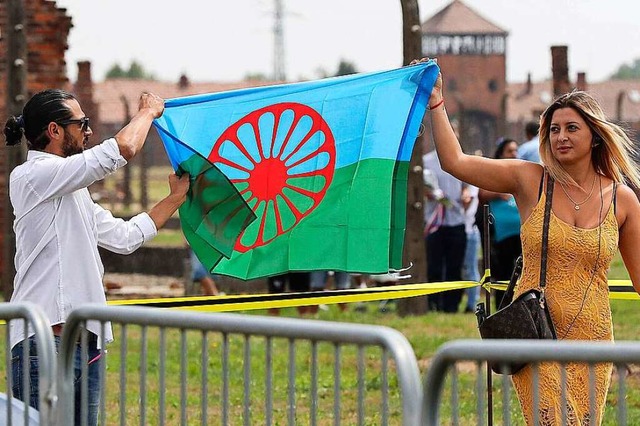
[154,62,439,177]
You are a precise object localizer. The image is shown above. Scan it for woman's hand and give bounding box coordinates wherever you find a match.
[410,57,444,110]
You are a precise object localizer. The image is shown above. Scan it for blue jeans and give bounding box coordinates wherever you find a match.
[462,227,481,310]
[12,334,102,426]
[310,271,351,290]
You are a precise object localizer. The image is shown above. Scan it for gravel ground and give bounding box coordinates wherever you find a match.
[103,273,185,299]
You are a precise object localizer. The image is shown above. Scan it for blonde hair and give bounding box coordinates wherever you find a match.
[538,90,640,188]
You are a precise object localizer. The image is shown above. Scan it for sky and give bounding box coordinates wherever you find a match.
[55,0,640,84]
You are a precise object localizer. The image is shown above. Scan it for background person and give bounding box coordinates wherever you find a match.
[190,249,221,296]
[478,138,522,305]
[267,272,311,315]
[5,89,189,426]
[421,57,640,425]
[461,182,480,312]
[518,120,541,163]
[423,146,469,313]
[309,270,352,313]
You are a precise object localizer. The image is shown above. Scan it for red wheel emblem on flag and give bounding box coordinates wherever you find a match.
[209,102,335,252]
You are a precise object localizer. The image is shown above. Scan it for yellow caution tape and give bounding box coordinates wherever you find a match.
[106,279,638,312]
[108,281,479,312]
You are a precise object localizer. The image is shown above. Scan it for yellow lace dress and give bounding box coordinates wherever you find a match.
[511,182,618,426]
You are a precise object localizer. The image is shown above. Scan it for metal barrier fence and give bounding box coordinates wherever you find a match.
[57,305,422,425]
[0,302,57,425]
[423,339,640,425]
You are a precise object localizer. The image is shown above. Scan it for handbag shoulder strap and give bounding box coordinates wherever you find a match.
[496,171,553,309]
[540,171,554,289]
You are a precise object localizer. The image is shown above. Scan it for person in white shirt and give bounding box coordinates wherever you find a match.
[518,121,541,163]
[4,89,189,425]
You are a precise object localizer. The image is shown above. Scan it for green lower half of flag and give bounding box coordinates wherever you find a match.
[214,158,409,280]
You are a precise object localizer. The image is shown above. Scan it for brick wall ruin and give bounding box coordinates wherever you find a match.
[0,0,71,279]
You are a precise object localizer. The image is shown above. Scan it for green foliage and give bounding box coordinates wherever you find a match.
[335,59,358,77]
[243,72,269,81]
[105,60,156,80]
[105,63,126,79]
[611,58,640,79]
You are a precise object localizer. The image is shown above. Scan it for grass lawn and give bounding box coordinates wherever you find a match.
[82,250,638,425]
[4,167,635,423]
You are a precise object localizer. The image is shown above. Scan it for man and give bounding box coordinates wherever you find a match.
[423,149,469,313]
[518,120,540,163]
[190,249,221,295]
[4,89,189,425]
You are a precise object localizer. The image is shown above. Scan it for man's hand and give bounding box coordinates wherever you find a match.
[147,173,190,229]
[138,92,165,119]
[168,173,190,204]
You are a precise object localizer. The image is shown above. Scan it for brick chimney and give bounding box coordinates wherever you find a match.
[576,72,587,91]
[526,72,532,95]
[74,61,101,145]
[178,74,190,90]
[551,45,570,97]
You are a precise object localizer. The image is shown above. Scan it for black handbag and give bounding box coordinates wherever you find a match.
[476,173,557,375]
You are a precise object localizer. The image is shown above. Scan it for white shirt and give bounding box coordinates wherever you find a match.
[9,138,158,349]
[423,151,466,227]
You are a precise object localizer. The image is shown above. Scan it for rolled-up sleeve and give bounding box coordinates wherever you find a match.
[95,203,158,254]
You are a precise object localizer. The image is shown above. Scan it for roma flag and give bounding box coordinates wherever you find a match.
[154,61,439,280]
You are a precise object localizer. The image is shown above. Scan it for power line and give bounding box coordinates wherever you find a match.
[273,0,286,81]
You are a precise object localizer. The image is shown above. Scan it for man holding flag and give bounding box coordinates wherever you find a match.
[5,89,189,425]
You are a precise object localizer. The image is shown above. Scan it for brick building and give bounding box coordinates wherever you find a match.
[0,0,71,284]
[421,0,640,154]
[421,0,508,155]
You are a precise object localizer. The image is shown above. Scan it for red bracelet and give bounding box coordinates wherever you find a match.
[429,98,445,110]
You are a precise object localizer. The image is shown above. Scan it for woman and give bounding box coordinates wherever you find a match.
[479,138,522,305]
[421,59,640,425]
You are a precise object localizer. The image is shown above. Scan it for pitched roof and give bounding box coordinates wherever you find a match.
[93,78,279,124]
[91,75,640,129]
[422,0,507,35]
[507,79,640,123]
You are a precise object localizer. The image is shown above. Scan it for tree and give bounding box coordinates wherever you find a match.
[105,63,126,79]
[334,59,358,77]
[105,61,156,80]
[396,0,428,316]
[244,72,269,81]
[127,61,148,79]
[611,58,640,80]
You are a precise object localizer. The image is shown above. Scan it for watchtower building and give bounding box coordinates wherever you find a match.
[422,0,508,155]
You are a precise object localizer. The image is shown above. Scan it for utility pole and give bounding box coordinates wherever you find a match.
[140,145,149,210]
[397,0,428,316]
[3,0,28,300]
[120,95,132,210]
[273,0,286,81]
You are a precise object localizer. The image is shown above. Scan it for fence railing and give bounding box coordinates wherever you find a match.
[0,302,57,425]
[57,305,423,425]
[423,339,640,425]
[6,303,640,426]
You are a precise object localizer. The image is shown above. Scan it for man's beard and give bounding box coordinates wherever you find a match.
[61,131,84,157]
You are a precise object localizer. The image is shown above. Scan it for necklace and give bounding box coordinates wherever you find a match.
[559,174,597,210]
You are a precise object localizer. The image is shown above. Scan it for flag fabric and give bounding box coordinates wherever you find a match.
[154,61,439,280]
[154,131,257,272]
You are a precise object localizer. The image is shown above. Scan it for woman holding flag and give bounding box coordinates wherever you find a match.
[418,57,640,425]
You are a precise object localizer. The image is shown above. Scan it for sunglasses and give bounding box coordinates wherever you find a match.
[57,116,90,132]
